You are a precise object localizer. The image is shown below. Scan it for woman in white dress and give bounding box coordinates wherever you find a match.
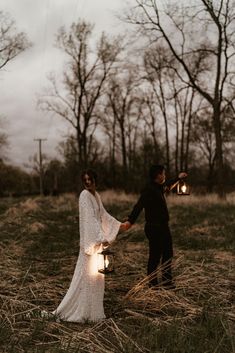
[53,169,127,323]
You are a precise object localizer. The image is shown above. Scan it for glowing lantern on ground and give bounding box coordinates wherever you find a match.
[98,249,115,274]
[177,180,190,195]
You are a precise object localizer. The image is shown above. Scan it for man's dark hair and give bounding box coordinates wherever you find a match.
[149,164,165,182]
[81,169,98,184]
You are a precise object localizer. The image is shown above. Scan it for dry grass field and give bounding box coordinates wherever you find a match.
[0,191,234,353]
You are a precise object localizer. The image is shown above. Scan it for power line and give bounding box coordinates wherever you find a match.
[34,138,47,195]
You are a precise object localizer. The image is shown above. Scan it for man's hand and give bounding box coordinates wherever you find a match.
[178,172,188,179]
[119,221,132,232]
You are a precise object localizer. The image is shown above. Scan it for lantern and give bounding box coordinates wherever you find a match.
[177,180,190,195]
[97,249,115,274]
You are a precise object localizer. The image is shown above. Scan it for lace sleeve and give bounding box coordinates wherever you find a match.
[79,190,104,255]
[98,194,121,244]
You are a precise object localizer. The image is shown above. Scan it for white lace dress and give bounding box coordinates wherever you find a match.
[52,189,121,323]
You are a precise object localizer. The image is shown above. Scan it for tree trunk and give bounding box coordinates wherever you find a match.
[213,105,225,198]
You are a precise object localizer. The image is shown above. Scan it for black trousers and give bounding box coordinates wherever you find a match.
[145,223,173,286]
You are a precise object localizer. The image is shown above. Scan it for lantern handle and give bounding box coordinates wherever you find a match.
[102,241,109,248]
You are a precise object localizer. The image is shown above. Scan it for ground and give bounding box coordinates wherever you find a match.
[0,191,234,353]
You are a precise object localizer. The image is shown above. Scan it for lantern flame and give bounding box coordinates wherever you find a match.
[182,184,187,193]
[104,258,109,268]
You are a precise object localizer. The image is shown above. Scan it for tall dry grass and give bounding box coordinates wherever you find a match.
[167,192,235,206]
[100,189,235,206]
[124,256,235,323]
[0,191,234,352]
[100,189,137,205]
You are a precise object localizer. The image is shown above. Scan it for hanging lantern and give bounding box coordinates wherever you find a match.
[97,249,115,274]
[177,180,190,195]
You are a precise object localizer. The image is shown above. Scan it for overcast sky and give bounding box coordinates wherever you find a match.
[1,0,133,169]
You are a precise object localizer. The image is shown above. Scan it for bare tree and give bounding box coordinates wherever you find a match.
[127,0,235,197]
[191,112,217,191]
[143,44,204,174]
[101,104,118,185]
[143,91,162,161]
[0,11,30,159]
[0,117,8,160]
[0,11,30,70]
[103,69,141,182]
[172,83,205,173]
[144,46,172,172]
[192,101,235,191]
[39,21,123,169]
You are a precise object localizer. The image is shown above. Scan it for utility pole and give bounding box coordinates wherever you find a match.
[34,138,47,195]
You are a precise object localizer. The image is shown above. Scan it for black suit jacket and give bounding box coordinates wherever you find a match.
[128,177,179,225]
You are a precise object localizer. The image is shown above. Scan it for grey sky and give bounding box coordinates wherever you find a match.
[1,0,132,169]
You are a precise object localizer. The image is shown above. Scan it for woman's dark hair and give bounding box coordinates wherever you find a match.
[149,164,165,182]
[81,169,98,185]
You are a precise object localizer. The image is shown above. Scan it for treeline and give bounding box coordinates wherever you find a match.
[38,0,235,196]
[1,141,235,197]
[1,1,235,197]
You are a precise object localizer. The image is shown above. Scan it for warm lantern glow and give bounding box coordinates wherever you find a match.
[97,253,104,271]
[177,180,190,195]
[104,257,109,268]
[97,249,114,274]
[91,253,101,276]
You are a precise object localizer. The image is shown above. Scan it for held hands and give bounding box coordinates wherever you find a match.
[119,221,132,232]
[178,172,188,179]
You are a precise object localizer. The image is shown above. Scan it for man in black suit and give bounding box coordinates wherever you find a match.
[126,165,187,289]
